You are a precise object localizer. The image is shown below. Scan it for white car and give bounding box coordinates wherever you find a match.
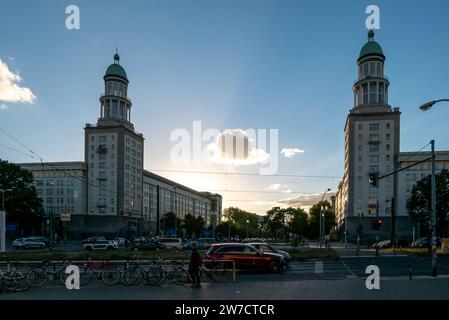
[159,238,182,250]
[83,240,118,251]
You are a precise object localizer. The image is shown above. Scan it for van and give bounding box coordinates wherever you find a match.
[159,238,182,250]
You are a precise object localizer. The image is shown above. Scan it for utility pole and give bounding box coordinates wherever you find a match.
[375,199,379,257]
[431,140,437,277]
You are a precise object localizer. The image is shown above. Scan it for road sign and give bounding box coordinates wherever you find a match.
[60,213,71,222]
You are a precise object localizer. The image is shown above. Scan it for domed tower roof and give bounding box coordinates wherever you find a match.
[357,30,385,63]
[104,52,128,82]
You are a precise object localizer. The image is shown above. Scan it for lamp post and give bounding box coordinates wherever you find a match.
[246,219,249,239]
[319,188,331,248]
[419,100,446,277]
[0,189,12,254]
[173,186,177,237]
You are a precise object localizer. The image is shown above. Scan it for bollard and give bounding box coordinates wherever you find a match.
[409,263,412,280]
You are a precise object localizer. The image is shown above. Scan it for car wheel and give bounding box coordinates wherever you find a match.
[85,246,93,251]
[269,261,281,274]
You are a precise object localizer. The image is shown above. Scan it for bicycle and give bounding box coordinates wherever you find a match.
[145,258,188,286]
[0,263,32,292]
[120,261,152,286]
[26,260,71,288]
[78,260,122,286]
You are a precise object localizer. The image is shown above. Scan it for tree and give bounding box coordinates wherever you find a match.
[0,160,43,235]
[407,169,449,237]
[307,201,336,239]
[289,208,308,239]
[223,207,260,238]
[182,214,205,239]
[216,221,239,239]
[160,212,183,236]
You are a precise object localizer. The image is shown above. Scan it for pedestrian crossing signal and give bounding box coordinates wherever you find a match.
[369,173,379,187]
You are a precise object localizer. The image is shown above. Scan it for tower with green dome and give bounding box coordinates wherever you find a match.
[336,30,401,243]
[84,52,144,228]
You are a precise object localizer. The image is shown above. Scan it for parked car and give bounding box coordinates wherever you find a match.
[27,236,57,248]
[206,243,285,273]
[133,236,147,244]
[113,237,131,247]
[82,236,106,244]
[411,237,441,248]
[182,238,215,250]
[13,238,46,250]
[132,240,161,251]
[83,240,118,251]
[249,242,292,264]
[159,238,182,250]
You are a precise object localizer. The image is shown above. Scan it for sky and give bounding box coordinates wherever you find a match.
[1,0,449,214]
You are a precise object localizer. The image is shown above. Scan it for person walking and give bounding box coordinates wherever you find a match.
[189,241,202,288]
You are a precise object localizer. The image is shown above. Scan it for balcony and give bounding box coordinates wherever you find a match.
[368,139,380,145]
[97,176,107,181]
[97,146,108,154]
[97,203,107,208]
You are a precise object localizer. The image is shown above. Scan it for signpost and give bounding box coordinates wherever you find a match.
[0,210,5,254]
[60,211,71,246]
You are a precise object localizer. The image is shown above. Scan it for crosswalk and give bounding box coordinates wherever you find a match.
[285,261,349,276]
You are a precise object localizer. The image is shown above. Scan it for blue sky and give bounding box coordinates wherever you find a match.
[1,0,449,214]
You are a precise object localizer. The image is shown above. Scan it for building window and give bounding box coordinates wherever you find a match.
[386,155,390,162]
[370,155,379,163]
[369,134,379,142]
[386,144,390,151]
[358,134,363,141]
[369,145,379,152]
[358,145,362,151]
[386,123,391,130]
[100,136,106,143]
[99,163,106,169]
[369,165,379,173]
[370,123,379,131]
[386,133,391,140]
[358,124,363,130]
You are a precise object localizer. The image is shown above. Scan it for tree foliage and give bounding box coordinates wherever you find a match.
[0,160,43,235]
[407,169,449,237]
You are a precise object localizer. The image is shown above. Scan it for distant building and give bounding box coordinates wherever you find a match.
[19,53,221,238]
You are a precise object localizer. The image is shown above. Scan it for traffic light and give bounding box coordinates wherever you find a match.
[368,172,380,187]
[371,218,383,230]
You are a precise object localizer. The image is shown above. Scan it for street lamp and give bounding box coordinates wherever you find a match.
[419,99,449,111]
[319,188,331,248]
[246,219,249,239]
[418,100,444,277]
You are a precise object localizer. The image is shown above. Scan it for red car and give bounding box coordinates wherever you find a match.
[205,243,285,273]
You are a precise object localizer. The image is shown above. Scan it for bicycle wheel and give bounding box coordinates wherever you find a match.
[172,267,189,285]
[121,266,141,286]
[1,272,18,291]
[146,267,165,286]
[211,266,230,283]
[101,268,121,286]
[78,266,93,286]
[13,270,31,291]
[27,268,48,288]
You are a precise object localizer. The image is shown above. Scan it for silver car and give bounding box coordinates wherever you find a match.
[13,238,46,250]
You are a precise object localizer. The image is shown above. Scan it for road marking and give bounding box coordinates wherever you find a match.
[338,257,358,278]
[314,261,323,274]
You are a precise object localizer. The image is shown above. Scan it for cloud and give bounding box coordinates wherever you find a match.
[280,148,305,158]
[268,184,292,193]
[0,59,36,104]
[0,104,8,110]
[268,184,281,191]
[275,192,335,211]
[207,129,270,166]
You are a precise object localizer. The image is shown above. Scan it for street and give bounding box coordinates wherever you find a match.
[2,243,449,299]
